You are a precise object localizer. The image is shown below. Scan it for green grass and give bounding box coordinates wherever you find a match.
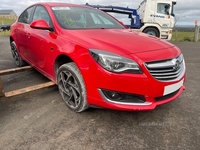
[0,30,10,36]
[0,18,16,25]
[170,31,200,42]
[0,18,16,36]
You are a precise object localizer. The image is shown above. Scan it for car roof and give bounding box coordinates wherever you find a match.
[33,2,88,8]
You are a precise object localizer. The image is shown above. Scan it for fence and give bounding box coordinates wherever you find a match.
[171,26,200,42]
[0,15,18,20]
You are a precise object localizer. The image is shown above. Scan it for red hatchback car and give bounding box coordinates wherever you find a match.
[10,2,186,112]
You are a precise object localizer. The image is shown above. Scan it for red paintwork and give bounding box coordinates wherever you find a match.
[10,2,186,111]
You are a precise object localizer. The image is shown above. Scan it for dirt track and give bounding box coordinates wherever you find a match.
[0,36,200,150]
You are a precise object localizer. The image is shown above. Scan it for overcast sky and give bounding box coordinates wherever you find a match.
[0,0,200,26]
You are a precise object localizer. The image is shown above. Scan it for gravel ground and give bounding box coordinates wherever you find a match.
[0,36,200,150]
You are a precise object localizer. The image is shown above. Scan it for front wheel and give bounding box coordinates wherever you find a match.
[143,28,159,38]
[57,63,89,112]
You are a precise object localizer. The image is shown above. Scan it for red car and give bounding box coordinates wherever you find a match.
[10,2,186,112]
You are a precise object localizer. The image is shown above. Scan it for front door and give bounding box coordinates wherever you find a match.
[26,5,54,70]
[25,5,57,79]
[153,1,172,28]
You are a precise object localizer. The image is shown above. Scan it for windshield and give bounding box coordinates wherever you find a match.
[51,6,124,29]
[157,3,170,15]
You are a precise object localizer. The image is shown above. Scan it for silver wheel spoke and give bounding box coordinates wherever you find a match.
[68,80,80,94]
[11,43,20,65]
[58,73,71,97]
[71,87,78,101]
[67,93,74,107]
[75,97,81,107]
[58,69,82,109]
[14,53,19,61]
[60,72,67,86]
[59,84,71,97]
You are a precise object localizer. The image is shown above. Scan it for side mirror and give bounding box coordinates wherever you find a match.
[30,19,52,31]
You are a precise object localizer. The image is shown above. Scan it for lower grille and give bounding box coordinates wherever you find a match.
[145,54,185,82]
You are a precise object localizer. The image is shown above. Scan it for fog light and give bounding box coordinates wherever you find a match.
[104,91,124,101]
[100,89,145,103]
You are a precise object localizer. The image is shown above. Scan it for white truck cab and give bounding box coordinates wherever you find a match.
[137,0,176,40]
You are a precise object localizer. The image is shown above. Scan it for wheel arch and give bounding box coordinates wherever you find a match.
[140,24,161,38]
[10,36,14,44]
[54,54,74,81]
[10,35,18,48]
[143,27,160,37]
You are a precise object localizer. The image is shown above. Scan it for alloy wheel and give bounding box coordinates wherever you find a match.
[58,70,81,109]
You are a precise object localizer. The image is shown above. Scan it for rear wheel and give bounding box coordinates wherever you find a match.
[57,62,89,112]
[10,41,26,67]
[143,28,159,38]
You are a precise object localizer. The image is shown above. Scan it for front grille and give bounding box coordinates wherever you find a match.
[145,54,185,82]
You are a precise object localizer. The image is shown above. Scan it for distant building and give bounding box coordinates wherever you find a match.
[0,10,17,20]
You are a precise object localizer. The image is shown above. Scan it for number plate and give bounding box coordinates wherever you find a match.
[163,79,184,96]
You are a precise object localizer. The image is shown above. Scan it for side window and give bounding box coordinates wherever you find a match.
[18,6,34,24]
[32,5,51,26]
[157,3,170,15]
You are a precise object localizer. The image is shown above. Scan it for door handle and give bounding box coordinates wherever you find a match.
[26,33,31,39]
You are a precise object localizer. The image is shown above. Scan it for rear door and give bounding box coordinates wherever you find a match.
[15,6,35,61]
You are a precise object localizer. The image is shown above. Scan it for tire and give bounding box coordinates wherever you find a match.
[57,62,89,112]
[10,41,26,67]
[143,28,159,37]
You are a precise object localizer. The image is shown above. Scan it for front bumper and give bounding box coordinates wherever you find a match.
[79,49,186,111]
[95,85,185,111]
[160,29,173,41]
[86,72,185,111]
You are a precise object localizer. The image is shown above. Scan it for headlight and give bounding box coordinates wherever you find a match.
[89,49,142,73]
[177,54,183,63]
